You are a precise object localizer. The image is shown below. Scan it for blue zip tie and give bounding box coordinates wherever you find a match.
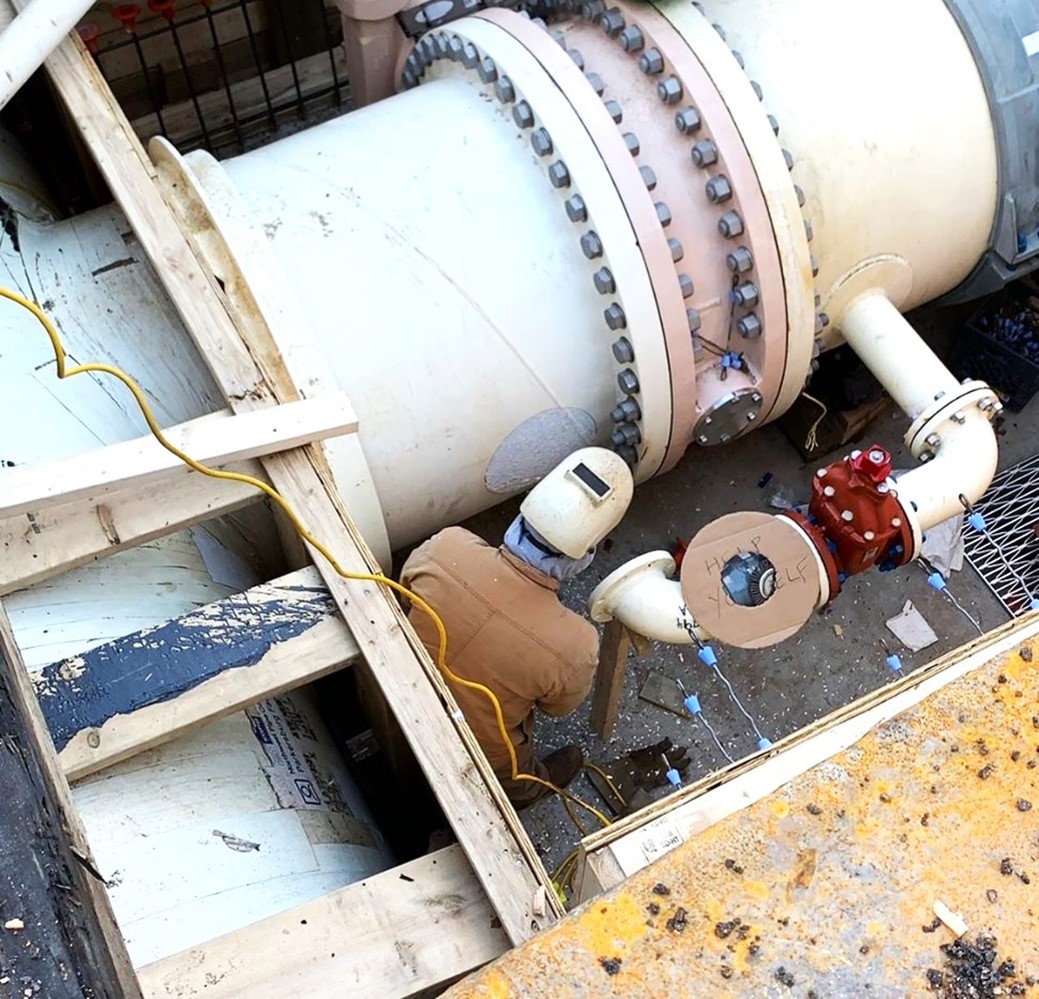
[927,571,946,592]
[756,737,772,751]
[698,645,718,666]
[683,693,701,716]
[968,511,986,533]
[885,653,903,674]
[664,766,682,788]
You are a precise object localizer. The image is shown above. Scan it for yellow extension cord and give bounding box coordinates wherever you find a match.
[1,286,612,831]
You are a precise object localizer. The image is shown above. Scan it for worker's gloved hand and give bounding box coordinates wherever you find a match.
[624,738,692,790]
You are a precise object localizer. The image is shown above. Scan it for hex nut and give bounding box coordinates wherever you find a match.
[638,48,664,74]
[657,76,682,103]
[750,79,763,100]
[477,56,498,83]
[782,148,795,170]
[712,21,726,39]
[600,8,625,36]
[639,164,657,189]
[531,127,553,156]
[726,246,753,273]
[619,24,644,52]
[611,398,642,422]
[718,211,744,237]
[737,313,762,338]
[604,98,623,123]
[566,195,588,222]
[611,421,641,446]
[548,161,571,189]
[419,36,437,63]
[618,368,640,394]
[550,30,566,48]
[611,336,634,362]
[733,282,759,307]
[614,442,638,465]
[512,100,534,128]
[705,175,733,203]
[581,230,604,257]
[581,0,606,20]
[690,139,717,167]
[586,71,605,95]
[810,255,820,276]
[568,48,585,69]
[448,36,464,60]
[462,43,479,68]
[593,267,616,294]
[668,237,684,262]
[623,132,640,156]
[804,219,814,241]
[433,33,449,58]
[794,184,806,206]
[674,106,701,134]
[605,303,627,330]
[655,202,672,227]
[686,307,702,332]
[730,49,745,68]
[401,69,418,89]
[494,76,515,103]
[768,114,779,135]
[678,273,694,298]
[814,313,829,334]
[405,51,421,74]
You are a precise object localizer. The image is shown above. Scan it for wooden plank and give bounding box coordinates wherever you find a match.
[578,610,1039,894]
[32,566,359,782]
[589,618,631,740]
[0,393,356,519]
[129,47,349,146]
[34,23,559,942]
[137,843,509,998]
[0,459,262,596]
[0,599,142,998]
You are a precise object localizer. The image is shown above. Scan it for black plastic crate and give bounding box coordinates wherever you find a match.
[948,289,1039,412]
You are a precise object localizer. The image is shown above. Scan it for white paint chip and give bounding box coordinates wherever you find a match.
[887,600,938,653]
[933,899,968,937]
[1024,29,1039,57]
[3,919,24,931]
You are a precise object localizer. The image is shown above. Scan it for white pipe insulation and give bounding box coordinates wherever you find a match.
[0,0,96,113]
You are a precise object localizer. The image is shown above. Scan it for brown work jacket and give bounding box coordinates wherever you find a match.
[400,527,599,775]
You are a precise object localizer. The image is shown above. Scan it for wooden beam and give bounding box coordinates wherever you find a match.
[34,24,559,942]
[0,599,142,998]
[589,618,631,740]
[32,566,359,782]
[0,460,262,596]
[138,843,508,998]
[578,610,1039,897]
[0,393,357,520]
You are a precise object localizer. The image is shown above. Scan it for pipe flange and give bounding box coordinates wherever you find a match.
[904,380,999,457]
[692,388,762,445]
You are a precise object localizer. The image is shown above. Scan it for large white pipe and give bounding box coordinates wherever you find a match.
[0,0,96,113]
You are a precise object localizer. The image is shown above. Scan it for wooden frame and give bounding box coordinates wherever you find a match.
[0,11,560,991]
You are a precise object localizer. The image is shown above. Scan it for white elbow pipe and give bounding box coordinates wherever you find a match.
[837,291,1000,535]
[0,0,96,114]
[587,552,709,645]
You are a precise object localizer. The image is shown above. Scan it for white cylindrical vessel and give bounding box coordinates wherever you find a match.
[700,0,999,315]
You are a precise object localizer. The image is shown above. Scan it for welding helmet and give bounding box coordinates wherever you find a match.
[520,447,634,558]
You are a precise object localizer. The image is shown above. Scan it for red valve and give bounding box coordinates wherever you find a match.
[850,444,892,484]
[110,3,142,32]
[147,0,177,23]
[76,22,101,53]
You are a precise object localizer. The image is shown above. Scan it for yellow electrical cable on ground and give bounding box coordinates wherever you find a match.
[1,286,611,829]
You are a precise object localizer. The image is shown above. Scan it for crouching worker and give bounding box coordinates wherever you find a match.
[400,448,634,808]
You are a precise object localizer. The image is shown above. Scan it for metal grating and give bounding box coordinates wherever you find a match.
[963,451,1039,615]
[82,0,347,159]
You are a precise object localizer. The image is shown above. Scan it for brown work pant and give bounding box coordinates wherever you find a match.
[492,711,549,806]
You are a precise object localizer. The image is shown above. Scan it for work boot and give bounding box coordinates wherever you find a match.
[541,744,584,791]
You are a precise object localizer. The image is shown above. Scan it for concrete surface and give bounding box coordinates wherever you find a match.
[458,304,1039,885]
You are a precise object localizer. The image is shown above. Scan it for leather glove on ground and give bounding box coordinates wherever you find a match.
[624,738,692,790]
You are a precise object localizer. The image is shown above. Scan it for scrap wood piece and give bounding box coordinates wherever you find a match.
[639,670,690,718]
[41,566,358,782]
[0,598,141,997]
[887,599,939,652]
